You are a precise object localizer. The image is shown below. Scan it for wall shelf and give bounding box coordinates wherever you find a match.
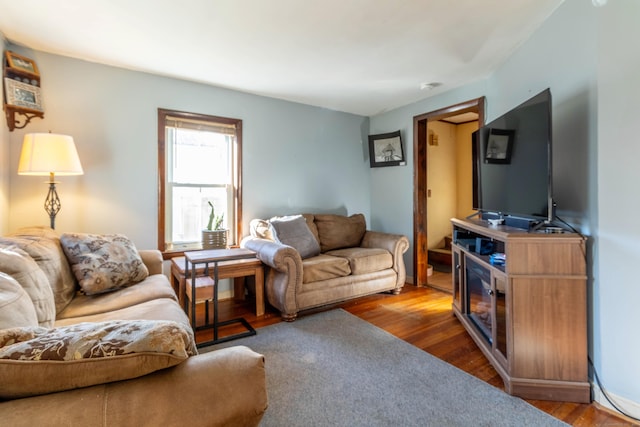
[4,104,44,131]
[3,50,43,131]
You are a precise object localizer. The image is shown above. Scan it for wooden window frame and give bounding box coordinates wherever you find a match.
[158,108,243,259]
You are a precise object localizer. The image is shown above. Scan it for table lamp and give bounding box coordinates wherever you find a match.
[18,133,84,229]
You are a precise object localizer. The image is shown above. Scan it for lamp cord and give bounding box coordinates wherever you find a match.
[589,357,640,422]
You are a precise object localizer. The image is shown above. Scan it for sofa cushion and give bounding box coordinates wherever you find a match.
[269,215,321,259]
[56,274,178,320]
[60,233,149,295]
[0,272,38,329]
[300,213,320,242]
[54,298,192,329]
[314,214,366,252]
[325,247,393,275]
[0,245,56,327]
[3,226,77,314]
[302,254,351,283]
[0,320,196,399]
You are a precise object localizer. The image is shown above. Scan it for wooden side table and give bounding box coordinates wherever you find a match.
[171,254,265,317]
[182,248,262,347]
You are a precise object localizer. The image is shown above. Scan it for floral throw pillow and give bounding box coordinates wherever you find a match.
[0,320,197,399]
[60,233,149,295]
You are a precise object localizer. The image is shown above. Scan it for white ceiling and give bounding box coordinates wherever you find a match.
[0,0,565,116]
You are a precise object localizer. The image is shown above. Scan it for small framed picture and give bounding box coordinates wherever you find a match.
[5,51,40,76]
[4,78,43,111]
[484,128,514,164]
[368,130,406,167]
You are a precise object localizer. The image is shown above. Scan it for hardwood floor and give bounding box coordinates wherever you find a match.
[195,272,637,427]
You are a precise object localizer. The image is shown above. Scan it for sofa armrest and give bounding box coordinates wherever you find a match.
[138,249,163,275]
[242,237,303,319]
[242,238,302,273]
[0,346,267,427]
[361,231,410,286]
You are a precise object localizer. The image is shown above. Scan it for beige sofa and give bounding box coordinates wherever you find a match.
[242,213,409,321]
[0,226,267,427]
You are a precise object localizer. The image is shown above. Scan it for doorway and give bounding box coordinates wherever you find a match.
[412,97,485,288]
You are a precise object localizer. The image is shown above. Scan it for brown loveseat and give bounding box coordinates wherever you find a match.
[242,213,409,321]
[0,226,267,427]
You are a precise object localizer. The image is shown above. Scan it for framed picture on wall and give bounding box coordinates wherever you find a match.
[368,130,406,167]
[4,78,43,111]
[5,51,40,77]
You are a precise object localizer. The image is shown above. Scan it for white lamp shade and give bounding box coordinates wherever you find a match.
[18,133,84,176]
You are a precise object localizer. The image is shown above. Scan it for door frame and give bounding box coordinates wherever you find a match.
[412,97,485,287]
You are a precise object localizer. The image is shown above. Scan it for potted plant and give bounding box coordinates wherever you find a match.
[202,201,227,249]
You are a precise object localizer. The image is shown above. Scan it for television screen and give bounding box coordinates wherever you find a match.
[473,88,553,223]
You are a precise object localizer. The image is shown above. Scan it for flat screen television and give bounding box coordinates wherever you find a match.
[472,88,554,227]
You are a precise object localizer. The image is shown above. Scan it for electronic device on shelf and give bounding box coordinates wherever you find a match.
[471,88,554,231]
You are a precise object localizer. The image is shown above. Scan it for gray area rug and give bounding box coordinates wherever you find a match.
[202,309,567,427]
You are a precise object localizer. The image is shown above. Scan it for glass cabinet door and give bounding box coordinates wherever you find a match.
[452,247,463,311]
[494,273,508,363]
[465,257,493,345]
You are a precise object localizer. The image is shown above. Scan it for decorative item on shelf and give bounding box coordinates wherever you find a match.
[3,51,44,131]
[5,51,40,77]
[17,133,84,229]
[4,78,43,111]
[368,130,406,167]
[489,252,506,266]
[202,201,227,249]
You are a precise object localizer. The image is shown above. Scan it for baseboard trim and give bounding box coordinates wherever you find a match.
[592,381,640,421]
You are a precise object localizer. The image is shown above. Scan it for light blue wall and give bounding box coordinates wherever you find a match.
[596,0,640,411]
[3,51,371,249]
[371,0,596,274]
[368,81,488,271]
[371,0,639,413]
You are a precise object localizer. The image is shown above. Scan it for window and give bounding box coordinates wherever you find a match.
[158,109,242,255]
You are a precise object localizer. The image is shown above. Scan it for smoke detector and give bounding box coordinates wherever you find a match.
[420,82,442,91]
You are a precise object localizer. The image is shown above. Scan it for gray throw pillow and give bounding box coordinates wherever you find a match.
[270,215,321,259]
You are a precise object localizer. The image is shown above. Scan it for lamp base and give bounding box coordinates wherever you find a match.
[44,181,61,229]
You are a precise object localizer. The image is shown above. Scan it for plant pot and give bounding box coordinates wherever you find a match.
[202,229,228,249]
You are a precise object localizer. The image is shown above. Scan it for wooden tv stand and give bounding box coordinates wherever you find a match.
[450,218,590,403]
